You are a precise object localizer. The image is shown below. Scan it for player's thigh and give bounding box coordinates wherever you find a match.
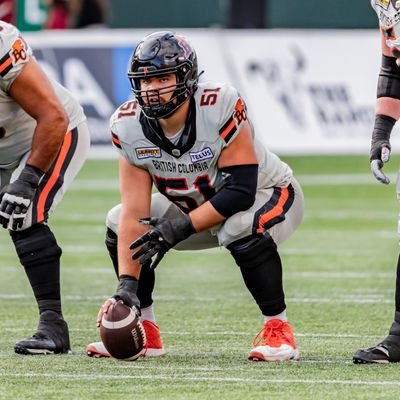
[150,192,218,250]
[16,121,90,229]
[218,178,304,247]
[106,193,179,232]
[0,169,13,189]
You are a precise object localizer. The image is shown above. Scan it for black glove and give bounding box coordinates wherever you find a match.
[113,275,140,313]
[130,215,196,269]
[370,114,396,184]
[0,164,43,230]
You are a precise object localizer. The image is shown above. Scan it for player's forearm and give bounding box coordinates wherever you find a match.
[189,201,225,232]
[118,218,148,278]
[28,113,68,172]
[376,97,400,120]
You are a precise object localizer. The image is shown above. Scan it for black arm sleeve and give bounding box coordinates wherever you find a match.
[377,55,400,99]
[209,164,258,218]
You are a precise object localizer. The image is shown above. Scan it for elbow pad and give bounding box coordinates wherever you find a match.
[210,164,258,218]
[377,55,400,99]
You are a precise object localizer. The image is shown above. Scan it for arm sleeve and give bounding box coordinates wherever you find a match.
[209,164,258,218]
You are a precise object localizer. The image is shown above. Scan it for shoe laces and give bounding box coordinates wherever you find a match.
[253,319,296,348]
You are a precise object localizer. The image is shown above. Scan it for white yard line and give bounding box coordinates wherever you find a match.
[296,173,389,185]
[0,292,394,304]
[0,372,398,386]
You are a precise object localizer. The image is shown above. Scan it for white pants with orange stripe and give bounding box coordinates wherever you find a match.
[107,177,304,249]
[0,121,90,231]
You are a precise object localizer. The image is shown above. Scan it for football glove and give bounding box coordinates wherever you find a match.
[370,115,396,185]
[130,215,196,269]
[113,275,140,312]
[0,165,43,230]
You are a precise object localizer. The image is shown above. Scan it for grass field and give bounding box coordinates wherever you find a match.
[1,155,400,400]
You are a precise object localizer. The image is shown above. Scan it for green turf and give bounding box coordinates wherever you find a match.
[1,155,400,399]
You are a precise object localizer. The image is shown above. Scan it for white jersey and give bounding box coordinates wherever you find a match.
[110,81,292,213]
[0,21,86,169]
[371,0,400,27]
[370,0,400,50]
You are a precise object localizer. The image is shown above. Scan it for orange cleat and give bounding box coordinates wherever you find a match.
[86,319,166,358]
[248,319,300,362]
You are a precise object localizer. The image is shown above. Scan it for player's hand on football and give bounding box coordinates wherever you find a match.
[97,275,141,327]
[130,215,196,269]
[0,165,43,230]
[96,297,116,327]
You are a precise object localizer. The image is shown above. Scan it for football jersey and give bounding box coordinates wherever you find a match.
[110,81,292,213]
[371,0,400,48]
[371,0,400,27]
[0,21,86,169]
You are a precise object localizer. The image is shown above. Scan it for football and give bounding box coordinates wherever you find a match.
[100,300,146,360]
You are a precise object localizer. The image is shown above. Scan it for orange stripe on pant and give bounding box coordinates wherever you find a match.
[37,131,72,222]
[256,187,289,234]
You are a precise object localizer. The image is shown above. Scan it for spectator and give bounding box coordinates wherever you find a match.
[70,0,108,29]
[0,0,13,24]
[44,0,71,30]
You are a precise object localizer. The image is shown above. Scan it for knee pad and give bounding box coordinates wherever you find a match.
[11,224,62,267]
[228,233,278,269]
[106,204,121,233]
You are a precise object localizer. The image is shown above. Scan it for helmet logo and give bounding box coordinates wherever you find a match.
[176,35,191,58]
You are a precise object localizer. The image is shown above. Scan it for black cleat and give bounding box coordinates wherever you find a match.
[353,335,400,364]
[14,310,71,355]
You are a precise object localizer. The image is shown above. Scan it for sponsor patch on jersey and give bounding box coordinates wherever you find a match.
[189,147,214,163]
[376,0,390,10]
[135,146,161,159]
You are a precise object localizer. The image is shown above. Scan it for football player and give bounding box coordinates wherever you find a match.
[86,31,304,361]
[0,21,90,354]
[353,0,400,363]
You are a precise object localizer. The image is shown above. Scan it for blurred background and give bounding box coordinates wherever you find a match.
[0,0,384,157]
[5,0,377,30]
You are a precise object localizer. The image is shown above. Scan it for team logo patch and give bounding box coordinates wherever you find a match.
[376,0,390,9]
[10,37,27,65]
[135,146,161,159]
[189,147,214,163]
